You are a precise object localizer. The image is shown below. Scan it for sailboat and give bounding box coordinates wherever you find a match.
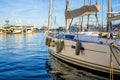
[46,0,120,79]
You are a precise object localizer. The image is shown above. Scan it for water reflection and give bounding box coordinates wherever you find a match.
[14,34,23,42]
[23,33,33,42]
[46,55,109,80]
[0,33,36,49]
[0,34,3,42]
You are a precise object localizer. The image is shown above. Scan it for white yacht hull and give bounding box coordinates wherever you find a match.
[6,30,22,34]
[48,38,120,76]
[24,30,32,33]
[12,30,22,34]
[26,30,32,33]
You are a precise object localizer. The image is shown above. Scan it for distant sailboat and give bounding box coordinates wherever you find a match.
[46,0,120,79]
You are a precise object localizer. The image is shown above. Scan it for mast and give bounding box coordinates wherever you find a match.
[81,0,86,31]
[48,0,52,31]
[107,0,112,32]
[108,0,112,14]
[87,0,92,30]
[65,0,70,32]
[101,0,104,30]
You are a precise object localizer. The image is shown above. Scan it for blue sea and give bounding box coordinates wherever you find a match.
[0,32,109,80]
[0,33,50,80]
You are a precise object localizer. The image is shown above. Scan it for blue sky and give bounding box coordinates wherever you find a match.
[0,0,119,28]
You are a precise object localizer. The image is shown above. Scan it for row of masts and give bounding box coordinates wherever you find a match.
[48,0,117,32]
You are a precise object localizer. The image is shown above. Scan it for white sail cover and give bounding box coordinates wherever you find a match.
[65,4,100,19]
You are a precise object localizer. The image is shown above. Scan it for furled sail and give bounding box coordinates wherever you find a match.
[109,15,120,21]
[65,3,100,19]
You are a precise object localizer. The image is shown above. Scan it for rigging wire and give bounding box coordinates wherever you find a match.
[109,46,114,80]
[68,18,73,31]
[110,45,120,66]
[50,0,60,28]
[109,44,120,80]
[51,16,60,28]
[101,0,104,31]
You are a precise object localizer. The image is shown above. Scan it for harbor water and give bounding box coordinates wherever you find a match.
[0,33,50,80]
[0,32,109,80]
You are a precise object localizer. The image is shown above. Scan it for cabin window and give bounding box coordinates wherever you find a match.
[65,35,74,40]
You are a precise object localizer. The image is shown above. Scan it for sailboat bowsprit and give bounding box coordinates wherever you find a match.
[46,0,120,79]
